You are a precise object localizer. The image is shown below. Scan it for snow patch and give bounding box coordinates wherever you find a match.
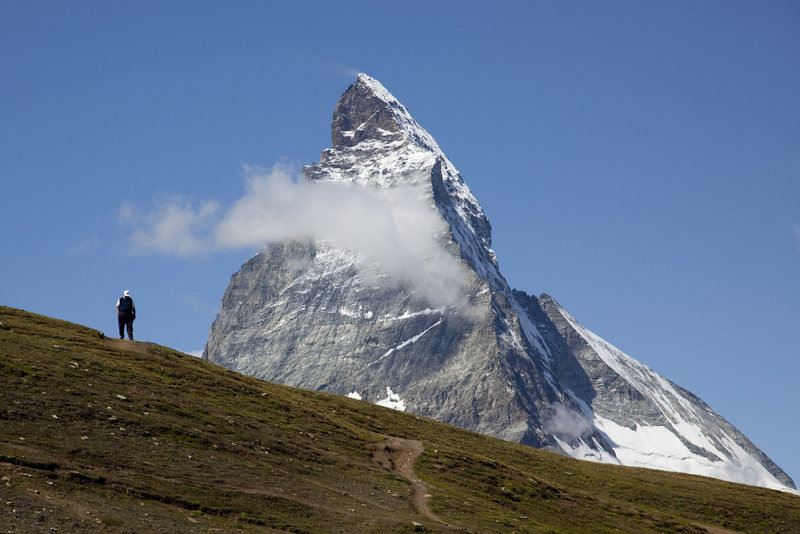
[379,308,444,322]
[373,319,443,364]
[375,386,406,411]
[338,306,374,320]
[551,302,797,492]
[592,416,792,492]
[346,391,362,400]
[555,436,619,464]
[511,297,551,361]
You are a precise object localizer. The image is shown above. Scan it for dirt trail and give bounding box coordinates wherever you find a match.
[695,525,741,534]
[104,338,155,354]
[370,436,450,527]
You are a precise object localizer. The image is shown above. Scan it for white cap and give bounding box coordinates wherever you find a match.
[123,290,131,297]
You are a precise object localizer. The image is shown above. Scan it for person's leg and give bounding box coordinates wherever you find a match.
[118,315,125,339]
[127,318,134,340]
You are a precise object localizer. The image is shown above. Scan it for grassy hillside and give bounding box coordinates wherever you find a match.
[1,306,798,533]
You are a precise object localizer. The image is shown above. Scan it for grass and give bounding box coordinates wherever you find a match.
[1,306,798,533]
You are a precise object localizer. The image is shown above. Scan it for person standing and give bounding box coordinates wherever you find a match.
[115,290,136,340]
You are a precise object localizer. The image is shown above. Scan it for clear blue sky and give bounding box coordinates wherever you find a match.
[2,1,798,486]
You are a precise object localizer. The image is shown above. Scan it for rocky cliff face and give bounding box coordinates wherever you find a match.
[204,74,795,491]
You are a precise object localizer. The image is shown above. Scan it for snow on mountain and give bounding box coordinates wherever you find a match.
[205,74,796,492]
[548,299,793,491]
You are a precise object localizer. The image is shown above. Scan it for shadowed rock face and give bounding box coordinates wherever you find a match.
[204,74,795,491]
[330,79,403,148]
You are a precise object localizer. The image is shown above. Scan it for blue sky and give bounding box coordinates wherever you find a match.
[2,1,798,486]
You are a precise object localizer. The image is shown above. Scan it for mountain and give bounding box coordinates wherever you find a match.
[204,74,795,492]
[3,306,800,533]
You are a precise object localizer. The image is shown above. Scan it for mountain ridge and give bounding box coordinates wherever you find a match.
[204,74,795,492]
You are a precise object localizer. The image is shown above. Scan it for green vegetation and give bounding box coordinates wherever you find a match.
[1,306,798,533]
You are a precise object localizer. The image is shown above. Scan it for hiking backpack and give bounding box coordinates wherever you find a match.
[119,296,132,314]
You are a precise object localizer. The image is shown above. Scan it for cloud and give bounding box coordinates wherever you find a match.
[119,196,219,257]
[544,403,593,441]
[307,57,361,79]
[120,164,471,308]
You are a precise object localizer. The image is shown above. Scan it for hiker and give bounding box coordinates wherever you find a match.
[115,290,136,340]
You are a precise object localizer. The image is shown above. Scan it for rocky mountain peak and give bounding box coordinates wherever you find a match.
[330,73,440,153]
[206,75,796,493]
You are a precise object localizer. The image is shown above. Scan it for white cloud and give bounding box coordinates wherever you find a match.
[544,403,593,441]
[217,164,470,307]
[120,163,471,308]
[119,197,219,257]
[308,57,361,79]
